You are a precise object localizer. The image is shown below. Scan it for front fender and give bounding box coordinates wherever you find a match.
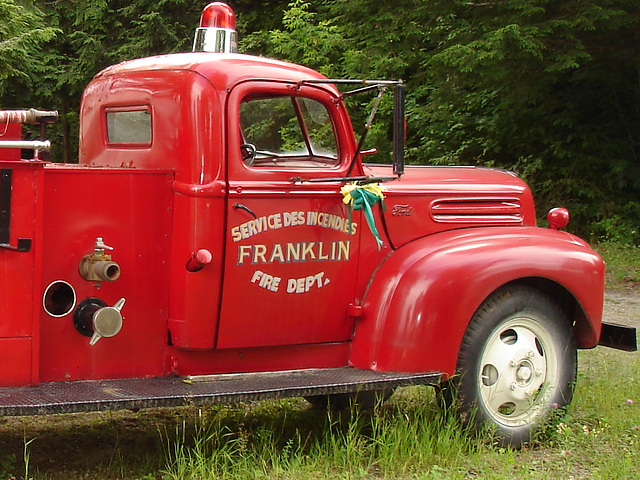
[349,227,604,376]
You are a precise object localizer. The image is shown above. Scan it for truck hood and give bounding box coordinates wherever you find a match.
[363,164,537,248]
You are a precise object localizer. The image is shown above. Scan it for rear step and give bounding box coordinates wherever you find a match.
[0,368,441,416]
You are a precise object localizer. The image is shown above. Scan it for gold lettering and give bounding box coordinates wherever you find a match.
[253,244,267,264]
[317,241,329,260]
[269,243,285,263]
[301,242,316,261]
[238,245,252,264]
[287,243,301,262]
[307,211,319,225]
[338,241,350,261]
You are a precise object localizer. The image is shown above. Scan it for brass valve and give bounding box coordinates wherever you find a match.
[79,237,121,283]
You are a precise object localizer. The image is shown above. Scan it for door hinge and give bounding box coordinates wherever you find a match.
[348,304,362,318]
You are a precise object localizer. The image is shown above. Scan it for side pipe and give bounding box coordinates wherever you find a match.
[0,140,51,151]
[1,109,58,159]
[0,109,58,125]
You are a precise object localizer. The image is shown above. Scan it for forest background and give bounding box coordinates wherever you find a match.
[2,0,639,243]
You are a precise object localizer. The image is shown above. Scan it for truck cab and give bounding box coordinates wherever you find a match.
[0,2,635,447]
[79,53,367,353]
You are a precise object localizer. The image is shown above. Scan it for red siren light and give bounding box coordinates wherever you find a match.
[200,2,236,30]
[193,2,238,53]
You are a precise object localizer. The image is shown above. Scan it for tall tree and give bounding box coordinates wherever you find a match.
[421,0,640,240]
[255,0,640,241]
[0,0,57,97]
[3,0,638,240]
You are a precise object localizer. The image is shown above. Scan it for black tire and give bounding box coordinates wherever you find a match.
[444,285,577,447]
[305,388,394,411]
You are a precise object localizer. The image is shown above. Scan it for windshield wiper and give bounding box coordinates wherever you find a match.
[291,175,397,185]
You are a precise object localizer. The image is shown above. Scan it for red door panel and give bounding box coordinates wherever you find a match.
[217,81,361,348]
[218,188,360,348]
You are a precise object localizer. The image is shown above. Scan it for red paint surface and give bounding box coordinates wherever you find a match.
[0,51,605,388]
[350,227,604,376]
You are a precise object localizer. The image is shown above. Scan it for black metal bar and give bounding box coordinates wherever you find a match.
[0,168,32,252]
[346,86,387,177]
[599,322,638,352]
[393,84,406,176]
[0,169,11,245]
[340,84,381,98]
[293,175,398,184]
[305,175,369,183]
[299,79,402,86]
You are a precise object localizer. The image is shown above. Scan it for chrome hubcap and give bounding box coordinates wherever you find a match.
[478,316,559,426]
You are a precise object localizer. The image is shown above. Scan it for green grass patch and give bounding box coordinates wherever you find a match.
[159,348,640,480]
[595,241,640,290]
[161,391,486,480]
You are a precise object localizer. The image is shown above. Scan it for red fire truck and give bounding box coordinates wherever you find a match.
[0,3,635,446]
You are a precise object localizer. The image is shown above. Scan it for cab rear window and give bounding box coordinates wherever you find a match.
[106,109,152,145]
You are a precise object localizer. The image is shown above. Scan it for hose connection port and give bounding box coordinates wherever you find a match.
[74,297,126,346]
[43,280,76,317]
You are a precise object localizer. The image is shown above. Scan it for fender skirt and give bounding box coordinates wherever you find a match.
[349,227,605,377]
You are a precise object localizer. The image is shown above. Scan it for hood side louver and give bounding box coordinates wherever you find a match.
[431,198,524,225]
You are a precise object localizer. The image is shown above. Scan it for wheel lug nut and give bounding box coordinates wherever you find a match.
[510,382,517,391]
[527,351,535,358]
[510,360,518,367]
[535,368,543,377]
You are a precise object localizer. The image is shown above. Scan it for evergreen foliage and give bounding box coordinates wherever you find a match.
[252,0,640,242]
[0,0,57,96]
[0,0,638,240]
[420,0,640,241]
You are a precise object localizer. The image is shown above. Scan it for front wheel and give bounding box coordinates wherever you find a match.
[448,286,577,446]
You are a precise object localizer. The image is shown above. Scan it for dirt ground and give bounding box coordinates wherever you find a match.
[0,289,638,479]
[602,289,640,329]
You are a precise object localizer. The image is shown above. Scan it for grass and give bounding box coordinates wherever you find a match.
[595,241,640,289]
[156,351,639,480]
[159,393,472,480]
[161,389,480,480]
[0,240,637,479]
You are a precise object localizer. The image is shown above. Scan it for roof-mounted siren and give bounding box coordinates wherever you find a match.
[192,2,238,53]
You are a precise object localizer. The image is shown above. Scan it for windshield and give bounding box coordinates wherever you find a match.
[239,95,338,167]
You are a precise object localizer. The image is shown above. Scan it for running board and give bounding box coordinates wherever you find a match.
[0,368,441,416]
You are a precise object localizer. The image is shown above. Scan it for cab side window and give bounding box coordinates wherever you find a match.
[239,95,338,167]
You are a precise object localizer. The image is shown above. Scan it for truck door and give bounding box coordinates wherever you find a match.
[217,81,361,348]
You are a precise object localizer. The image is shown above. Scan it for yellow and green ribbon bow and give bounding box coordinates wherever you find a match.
[341,182,386,249]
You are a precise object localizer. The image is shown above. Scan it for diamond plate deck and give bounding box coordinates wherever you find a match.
[0,368,441,416]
